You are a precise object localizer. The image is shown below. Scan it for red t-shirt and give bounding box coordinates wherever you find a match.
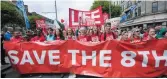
[66,35,75,40]
[90,34,100,42]
[67,36,72,40]
[123,39,131,43]
[78,35,90,42]
[56,36,61,40]
[101,33,115,41]
[143,36,156,41]
[143,32,148,38]
[120,37,131,43]
[130,37,141,43]
[10,36,23,42]
[31,35,45,42]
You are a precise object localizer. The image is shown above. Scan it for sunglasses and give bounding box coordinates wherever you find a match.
[136,31,140,32]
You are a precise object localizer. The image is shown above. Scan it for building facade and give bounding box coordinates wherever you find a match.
[119,0,167,31]
[106,17,120,28]
[112,1,121,6]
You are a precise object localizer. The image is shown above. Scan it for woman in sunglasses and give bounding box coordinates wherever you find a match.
[120,31,130,42]
[78,27,90,42]
[130,28,142,43]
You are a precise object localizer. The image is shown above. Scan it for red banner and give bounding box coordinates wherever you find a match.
[69,6,103,27]
[35,19,47,28]
[35,19,47,34]
[61,19,64,23]
[103,13,109,23]
[4,40,167,77]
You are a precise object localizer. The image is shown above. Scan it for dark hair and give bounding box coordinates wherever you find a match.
[36,29,43,36]
[55,29,64,40]
[105,23,111,27]
[148,27,155,32]
[94,29,100,36]
[103,32,116,40]
[67,28,74,36]
[48,28,53,31]
[26,30,31,33]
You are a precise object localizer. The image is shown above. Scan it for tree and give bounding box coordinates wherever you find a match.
[1,1,25,31]
[90,0,121,18]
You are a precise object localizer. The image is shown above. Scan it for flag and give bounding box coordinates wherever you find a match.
[120,4,136,23]
[130,5,137,11]
[16,0,30,29]
[54,19,61,29]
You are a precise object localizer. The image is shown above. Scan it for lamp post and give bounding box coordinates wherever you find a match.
[55,0,58,20]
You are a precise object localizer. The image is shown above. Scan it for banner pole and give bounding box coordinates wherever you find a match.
[109,0,111,19]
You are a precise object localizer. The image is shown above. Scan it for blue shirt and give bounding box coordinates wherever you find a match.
[4,32,12,41]
[46,35,55,41]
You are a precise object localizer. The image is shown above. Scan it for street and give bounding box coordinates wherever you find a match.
[1,57,99,78]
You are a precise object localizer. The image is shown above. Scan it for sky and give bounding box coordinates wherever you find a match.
[23,0,94,22]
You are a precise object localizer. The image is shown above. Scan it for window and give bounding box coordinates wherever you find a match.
[129,1,132,6]
[122,5,124,12]
[138,6,141,16]
[134,0,137,4]
[135,8,137,17]
[138,0,141,3]
[127,1,130,7]
[130,11,133,18]
[152,2,158,13]
[127,11,132,19]
[126,2,129,9]
[127,1,132,8]
[127,14,130,19]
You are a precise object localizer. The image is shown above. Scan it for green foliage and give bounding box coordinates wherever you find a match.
[90,0,121,18]
[1,1,25,30]
[110,5,121,18]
